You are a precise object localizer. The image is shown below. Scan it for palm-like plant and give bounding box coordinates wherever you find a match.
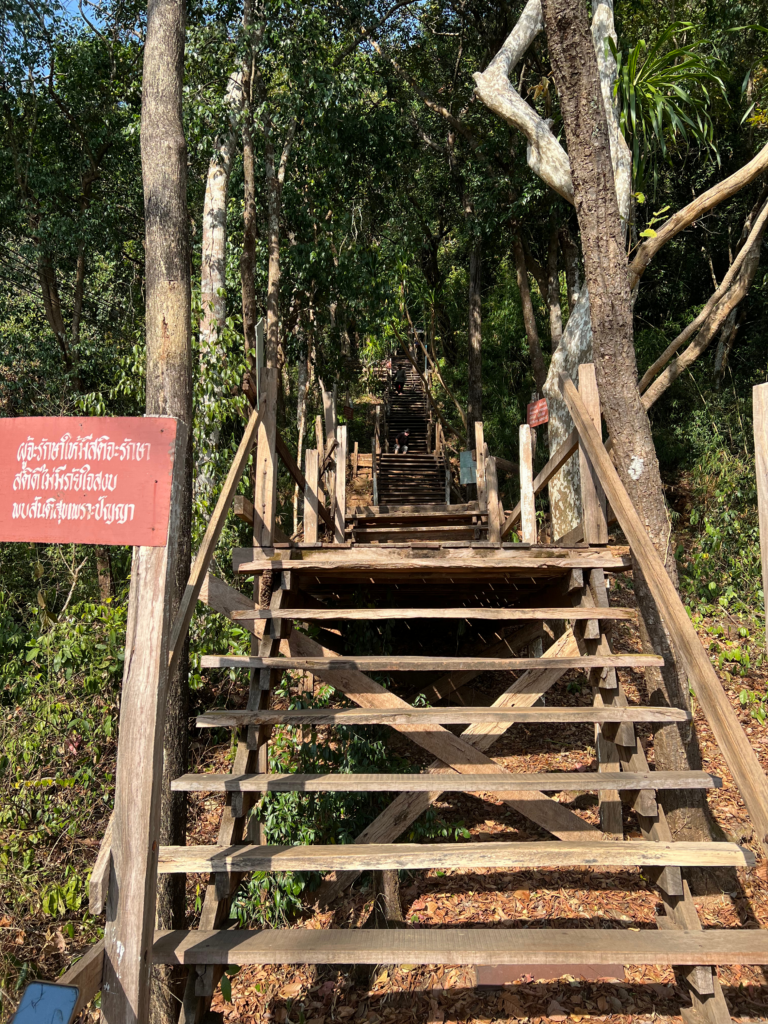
[609,23,727,193]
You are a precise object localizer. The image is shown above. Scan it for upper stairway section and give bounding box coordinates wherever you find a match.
[377,357,445,507]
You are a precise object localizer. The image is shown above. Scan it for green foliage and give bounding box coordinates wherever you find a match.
[610,24,726,192]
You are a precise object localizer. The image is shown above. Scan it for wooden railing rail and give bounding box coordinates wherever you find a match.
[560,371,768,858]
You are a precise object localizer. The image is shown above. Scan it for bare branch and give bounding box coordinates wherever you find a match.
[629,141,768,288]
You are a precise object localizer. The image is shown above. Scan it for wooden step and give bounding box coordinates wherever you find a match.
[200,654,664,672]
[153,927,768,967]
[232,548,634,575]
[229,606,637,623]
[195,706,691,727]
[171,770,719,794]
[157,839,753,874]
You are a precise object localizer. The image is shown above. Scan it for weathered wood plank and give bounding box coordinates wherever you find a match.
[229,606,637,622]
[172,770,719,794]
[519,423,537,544]
[158,839,752,874]
[561,372,768,858]
[200,654,664,672]
[88,814,113,915]
[475,421,487,511]
[252,368,279,547]
[303,448,319,544]
[501,428,579,538]
[196,706,690,727]
[755,383,768,655]
[232,550,633,574]
[58,939,105,1017]
[154,928,768,967]
[168,406,262,675]
[485,447,502,544]
[578,364,608,545]
[334,425,347,543]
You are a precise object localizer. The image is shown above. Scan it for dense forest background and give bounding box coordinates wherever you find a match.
[1,0,767,1011]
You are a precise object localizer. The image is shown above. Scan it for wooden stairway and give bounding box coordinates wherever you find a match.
[91,365,768,1024]
[378,356,445,506]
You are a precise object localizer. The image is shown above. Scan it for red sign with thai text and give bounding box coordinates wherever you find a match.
[0,417,177,546]
[526,398,549,427]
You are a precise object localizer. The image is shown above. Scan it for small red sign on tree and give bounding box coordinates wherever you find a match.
[527,398,549,427]
[0,417,178,546]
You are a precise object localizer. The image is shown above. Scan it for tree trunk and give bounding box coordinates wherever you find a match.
[540,0,714,847]
[264,128,280,369]
[467,237,483,427]
[240,0,258,374]
[559,226,581,312]
[141,0,193,1019]
[371,869,404,928]
[513,236,547,393]
[197,75,241,500]
[546,221,563,350]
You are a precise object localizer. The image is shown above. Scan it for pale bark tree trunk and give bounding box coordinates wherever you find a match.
[546,221,563,350]
[467,238,483,427]
[262,115,297,369]
[559,225,581,312]
[474,0,631,540]
[513,236,547,393]
[141,0,193,1019]
[197,73,242,499]
[540,0,714,847]
[240,0,259,374]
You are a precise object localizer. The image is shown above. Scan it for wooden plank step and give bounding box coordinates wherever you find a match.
[154,928,768,967]
[200,654,664,672]
[232,550,633,574]
[229,606,637,623]
[195,706,692,728]
[157,840,753,874]
[171,770,719,794]
[353,503,479,516]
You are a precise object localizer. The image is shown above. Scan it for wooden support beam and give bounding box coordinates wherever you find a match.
[578,364,608,545]
[485,446,502,544]
[88,814,113,914]
[561,372,768,857]
[252,368,279,548]
[501,428,579,538]
[755,383,768,654]
[57,940,105,1019]
[101,422,186,1024]
[168,404,263,675]
[474,421,487,511]
[334,424,347,543]
[519,423,536,544]
[303,449,319,544]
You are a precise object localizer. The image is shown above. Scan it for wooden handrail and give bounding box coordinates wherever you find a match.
[168,406,263,675]
[560,372,768,858]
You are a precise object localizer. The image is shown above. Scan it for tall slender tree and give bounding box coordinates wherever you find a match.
[140,0,193,1018]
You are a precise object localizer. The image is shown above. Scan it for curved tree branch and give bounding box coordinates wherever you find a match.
[629,140,768,288]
